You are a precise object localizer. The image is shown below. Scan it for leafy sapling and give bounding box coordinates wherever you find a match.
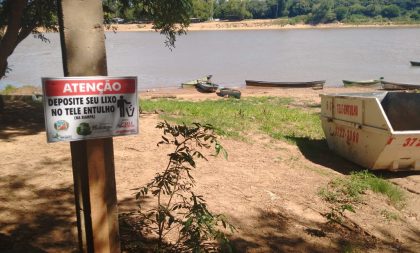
[135,121,234,252]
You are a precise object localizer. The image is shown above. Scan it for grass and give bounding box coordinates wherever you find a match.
[0,84,17,95]
[319,170,405,207]
[318,171,405,223]
[304,165,333,177]
[354,172,405,205]
[140,97,324,142]
[380,209,399,221]
[341,241,362,253]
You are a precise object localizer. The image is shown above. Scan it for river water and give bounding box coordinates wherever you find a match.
[1,27,420,90]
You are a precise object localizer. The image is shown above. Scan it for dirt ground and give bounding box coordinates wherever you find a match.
[0,86,419,253]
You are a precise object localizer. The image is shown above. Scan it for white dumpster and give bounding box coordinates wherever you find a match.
[320,92,420,171]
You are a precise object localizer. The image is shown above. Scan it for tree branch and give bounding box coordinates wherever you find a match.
[17,25,36,45]
[0,0,28,79]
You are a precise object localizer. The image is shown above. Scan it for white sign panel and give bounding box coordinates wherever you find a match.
[42,76,138,142]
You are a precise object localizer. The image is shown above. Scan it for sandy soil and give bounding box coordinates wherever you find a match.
[0,86,419,253]
[110,19,420,32]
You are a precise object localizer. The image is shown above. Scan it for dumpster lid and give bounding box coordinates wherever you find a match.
[320,92,388,100]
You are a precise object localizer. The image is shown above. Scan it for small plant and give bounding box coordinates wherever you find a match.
[319,170,405,223]
[380,209,399,221]
[341,241,362,253]
[135,121,234,252]
[324,204,355,223]
[351,171,405,207]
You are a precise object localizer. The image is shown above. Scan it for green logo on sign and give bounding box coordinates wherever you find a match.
[77,122,92,136]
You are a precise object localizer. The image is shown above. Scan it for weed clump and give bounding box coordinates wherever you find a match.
[318,170,405,223]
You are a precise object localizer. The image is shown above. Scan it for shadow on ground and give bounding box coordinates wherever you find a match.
[0,173,78,253]
[287,136,420,179]
[0,99,45,141]
[119,205,407,253]
[285,136,363,175]
[1,145,417,252]
[227,207,412,253]
[0,160,153,253]
[375,170,420,180]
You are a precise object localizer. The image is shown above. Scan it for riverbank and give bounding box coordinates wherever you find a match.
[112,19,420,32]
[1,85,419,252]
[0,85,384,101]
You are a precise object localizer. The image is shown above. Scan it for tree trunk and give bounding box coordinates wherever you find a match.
[0,0,28,79]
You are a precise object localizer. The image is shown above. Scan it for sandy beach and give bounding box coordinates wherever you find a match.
[110,19,420,32]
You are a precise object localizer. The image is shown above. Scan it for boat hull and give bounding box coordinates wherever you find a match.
[410,61,420,66]
[196,82,219,93]
[381,80,420,90]
[245,80,325,88]
[181,75,212,88]
[342,80,380,87]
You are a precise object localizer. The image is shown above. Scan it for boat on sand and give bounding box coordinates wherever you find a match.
[181,75,212,88]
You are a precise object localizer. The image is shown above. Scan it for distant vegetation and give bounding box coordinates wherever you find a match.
[108,0,420,25]
[0,84,16,95]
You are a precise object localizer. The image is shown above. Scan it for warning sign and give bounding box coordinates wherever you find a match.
[42,76,138,142]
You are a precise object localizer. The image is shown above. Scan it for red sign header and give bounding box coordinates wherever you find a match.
[44,77,136,96]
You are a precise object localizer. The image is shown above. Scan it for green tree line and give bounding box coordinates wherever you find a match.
[108,0,420,24]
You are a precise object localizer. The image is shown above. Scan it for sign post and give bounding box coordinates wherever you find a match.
[56,1,127,252]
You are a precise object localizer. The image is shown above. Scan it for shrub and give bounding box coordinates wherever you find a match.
[319,170,405,223]
[134,121,234,252]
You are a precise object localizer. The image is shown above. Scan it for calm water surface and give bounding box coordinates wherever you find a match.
[1,28,420,90]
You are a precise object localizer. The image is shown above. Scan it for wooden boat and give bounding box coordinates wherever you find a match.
[245,80,325,89]
[342,79,381,87]
[410,61,420,66]
[217,88,241,99]
[181,75,212,88]
[381,80,420,90]
[196,82,219,93]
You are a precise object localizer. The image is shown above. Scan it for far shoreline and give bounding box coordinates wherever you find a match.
[110,19,420,32]
[35,19,420,33]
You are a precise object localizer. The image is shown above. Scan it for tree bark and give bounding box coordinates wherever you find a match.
[0,0,28,79]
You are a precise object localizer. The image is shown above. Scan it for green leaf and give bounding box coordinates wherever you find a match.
[214,142,228,160]
[341,204,355,213]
